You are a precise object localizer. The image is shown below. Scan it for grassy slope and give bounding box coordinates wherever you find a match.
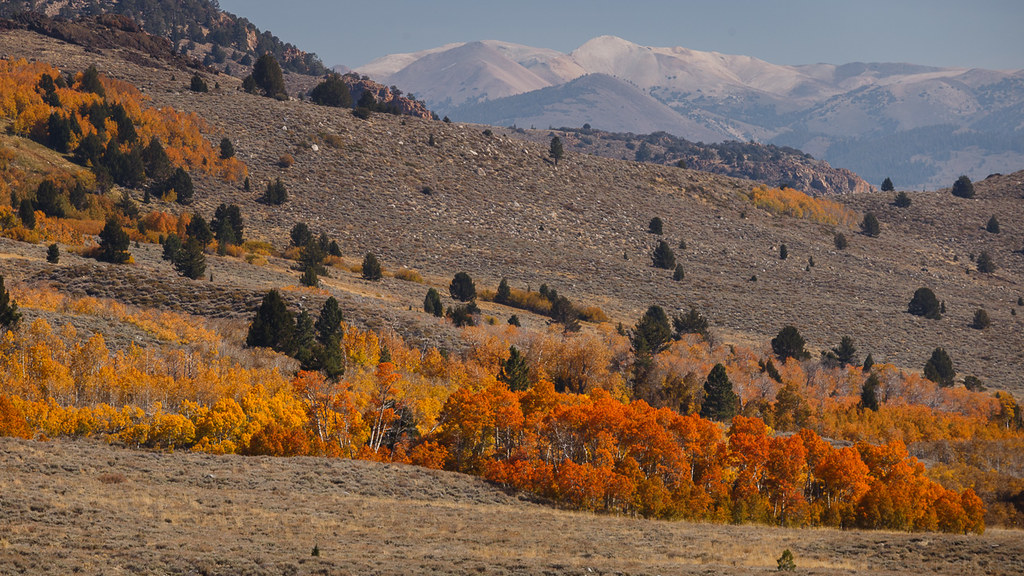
[1,29,1021,391]
[2,436,1022,576]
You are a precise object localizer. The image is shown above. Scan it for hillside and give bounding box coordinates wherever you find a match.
[1,19,1024,553]
[3,436,1023,576]
[359,35,1024,191]
[0,27,1021,392]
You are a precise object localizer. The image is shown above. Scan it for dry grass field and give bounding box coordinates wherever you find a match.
[2,436,1022,576]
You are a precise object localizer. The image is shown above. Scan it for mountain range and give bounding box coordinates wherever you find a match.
[356,36,1024,190]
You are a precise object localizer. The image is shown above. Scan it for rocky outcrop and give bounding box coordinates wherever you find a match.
[344,74,432,119]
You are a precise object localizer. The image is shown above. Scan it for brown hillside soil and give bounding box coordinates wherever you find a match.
[0,30,1022,393]
[1,437,1021,576]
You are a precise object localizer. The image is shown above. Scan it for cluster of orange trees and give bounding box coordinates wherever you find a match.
[749,184,859,227]
[2,286,1018,533]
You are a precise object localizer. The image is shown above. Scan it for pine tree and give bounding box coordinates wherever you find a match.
[648,217,663,235]
[632,305,672,357]
[246,289,295,353]
[252,53,287,99]
[651,240,676,269]
[771,325,809,361]
[189,72,208,92]
[0,274,21,329]
[923,347,955,387]
[46,243,59,264]
[908,287,942,319]
[672,264,684,281]
[310,73,352,107]
[315,297,344,345]
[971,308,991,330]
[173,237,207,279]
[779,243,788,260]
[986,215,1000,234]
[495,278,511,305]
[893,191,911,208]
[860,373,881,411]
[700,363,738,422]
[211,204,243,245]
[834,232,848,250]
[161,233,182,261]
[976,251,995,273]
[186,213,213,246]
[549,136,563,166]
[672,307,709,339]
[361,252,382,281]
[881,177,894,192]
[860,212,880,237]
[832,336,858,367]
[290,222,313,247]
[424,288,443,317]
[79,64,105,96]
[98,218,130,264]
[498,346,530,391]
[449,272,476,302]
[292,310,317,369]
[18,199,35,229]
[862,353,875,372]
[219,137,235,159]
[260,178,288,205]
[951,175,975,199]
[299,267,319,287]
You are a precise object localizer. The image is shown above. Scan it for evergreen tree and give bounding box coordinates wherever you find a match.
[0,274,21,329]
[971,308,991,330]
[299,267,319,287]
[158,233,179,260]
[672,264,685,281]
[141,137,172,181]
[832,336,857,367]
[252,53,287,99]
[173,237,207,279]
[246,289,294,353]
[951,175,975,199]
[549,136,563,166]
[361,252,382,281]
[315,297,344,345]
[46,243,59,264]
[316,333,345,380]
[860,212,880,237]
[97,218,130,264]
[648,216,663,235]
[211,204,243,245]
[292,310,317,369]
[79,64,105,96]
[45,112,74,152]
[860,373,881,411]
[779,243,788,260]
[893,191,911,208]
[700,363,738,422]
[158,167,193,204]
[632,305,672,357]
[923,347,955,387]
[186,213,214,246]
[33,180,63,218]
[651,240,676,269]
[18,198,36,229]
[862,353,875,372]
[290,222,313,247]
[771,325,809,361]
[189,72,208,92]
[260,178,288,205]
[424,288,443,317]
[908,287,942,319]
[986,215,1000,234]
[449,272,476,302]
[495,277,511,305]
[976,251,995,273]
[219,137,235,159]
[550,297,580,332]
[881,177,894,192]
[498,346,530,391]
[310,73,352,107]
[507,314,521,327]
[672,307,709,339]
[834,232,848,250]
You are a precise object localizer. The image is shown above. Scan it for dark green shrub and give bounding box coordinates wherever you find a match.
[361,253,382,281]
[651,240,676,269]
[771,326,809,361]
[908,287,941,319]
[700,363,738,422]
[449,272,476,302]
[648,216,663,235]
[951,175,974,199]
[923,347,955,387]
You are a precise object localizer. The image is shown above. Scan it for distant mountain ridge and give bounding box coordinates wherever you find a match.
[358,36,1024,190]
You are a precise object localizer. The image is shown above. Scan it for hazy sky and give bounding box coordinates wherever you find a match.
[217,0,1024,70]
